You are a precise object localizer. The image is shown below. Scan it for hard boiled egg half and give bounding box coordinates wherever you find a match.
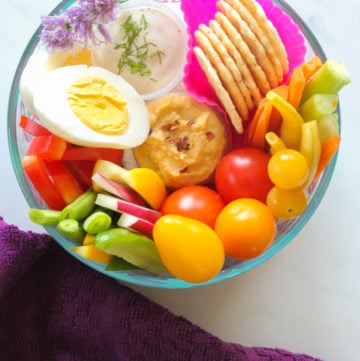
[27,65,150,149]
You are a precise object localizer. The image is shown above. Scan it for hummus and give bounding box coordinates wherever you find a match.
[133,94,228,188]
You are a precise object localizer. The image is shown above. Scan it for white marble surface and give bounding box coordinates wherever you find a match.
[1,1,359,360]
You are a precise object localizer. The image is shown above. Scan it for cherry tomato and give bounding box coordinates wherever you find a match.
[215,147,273,204]
[215,198,276,260]
[266,186,308,219]
[268,149,309,190]
[153,215,225,283]
[160,185,224,228]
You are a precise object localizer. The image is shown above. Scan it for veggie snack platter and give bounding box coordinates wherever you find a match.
[8,0,350,288]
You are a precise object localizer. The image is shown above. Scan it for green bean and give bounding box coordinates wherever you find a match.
[28,209,61,226]
[83,210,112,234]
[57,219,85,243]
[59,189,96,221]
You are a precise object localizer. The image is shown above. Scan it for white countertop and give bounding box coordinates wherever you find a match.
[1,1,359,360]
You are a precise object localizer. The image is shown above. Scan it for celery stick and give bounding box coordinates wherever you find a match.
[83,211,112,234]
[301,60,351,102]
[57,219,85,243]
[59,189,97,221]
[300,94,338,121]
[317,113,340,142]
[29,209,61,226]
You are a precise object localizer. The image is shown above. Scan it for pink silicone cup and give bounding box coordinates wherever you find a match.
[181,0,306,109]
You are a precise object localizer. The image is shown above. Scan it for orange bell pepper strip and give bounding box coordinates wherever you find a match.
[22,155,66,210]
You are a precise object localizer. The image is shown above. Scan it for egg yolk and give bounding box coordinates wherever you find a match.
[67,75,129,135]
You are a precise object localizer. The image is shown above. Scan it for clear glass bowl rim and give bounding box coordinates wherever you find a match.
[7,0,337,289]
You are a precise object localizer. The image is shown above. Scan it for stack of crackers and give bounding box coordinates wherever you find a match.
[194,0,288,134]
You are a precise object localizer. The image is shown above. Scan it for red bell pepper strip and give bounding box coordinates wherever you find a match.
[44,160,85,204]
[62,146,124,164]
[64,160,95,189]
[26,134,67,160]
[22,155,66,210]
[19,115,51,136]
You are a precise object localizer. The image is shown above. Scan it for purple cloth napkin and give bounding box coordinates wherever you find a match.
[0,216,322,361]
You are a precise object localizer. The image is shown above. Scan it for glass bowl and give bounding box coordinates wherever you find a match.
[7,0,336,289]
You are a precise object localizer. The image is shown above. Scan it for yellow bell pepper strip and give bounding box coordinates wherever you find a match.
[22,155,66,210]
[299,120,321,188]
[70,244,113,264]
[301,59,351,103]
[83,233,96,245]
[299,94,338,122]
[265,131,286,155]
[266,90,304,150]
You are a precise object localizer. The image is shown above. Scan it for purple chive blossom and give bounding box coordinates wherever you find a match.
[66,7,94,46]
[39,0,120,51]
[39,15,75,51]
[78,0,119,24]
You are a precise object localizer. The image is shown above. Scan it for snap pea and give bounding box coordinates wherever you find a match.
[57,219,85,243]
[28,208,61,226]
[59,189,97,221]
[83,210,112,234]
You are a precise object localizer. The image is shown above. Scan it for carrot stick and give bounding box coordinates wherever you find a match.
[245,97,268,149]
[300,56,323,80]
[313,135,341,180]
[248,100,273,150]
[288,67,306,109]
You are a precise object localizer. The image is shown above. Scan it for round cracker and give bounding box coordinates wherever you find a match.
[193,46,244,133]
[239,0,288,74]
[195,29,249,122]
[209,19,262,106]
[224,0,283,83]
[215,11,270,95]
[199,23,254,110]
[217,1,278,88]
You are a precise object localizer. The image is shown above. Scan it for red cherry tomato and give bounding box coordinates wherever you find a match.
[215,147,273,204]
[160,185,225,228]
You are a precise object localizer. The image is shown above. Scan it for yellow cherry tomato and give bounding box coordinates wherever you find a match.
[153,215,225,283]
[215,198,276,260]
[266,186,308,219]
[268,149,309,190]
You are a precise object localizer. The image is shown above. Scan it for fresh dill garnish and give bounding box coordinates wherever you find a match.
[115,13,165,78]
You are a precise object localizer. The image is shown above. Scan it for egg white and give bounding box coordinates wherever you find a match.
[30,65,150,149]
[20,49,82,115]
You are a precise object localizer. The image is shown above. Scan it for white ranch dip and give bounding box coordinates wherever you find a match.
[91,2,187,99]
